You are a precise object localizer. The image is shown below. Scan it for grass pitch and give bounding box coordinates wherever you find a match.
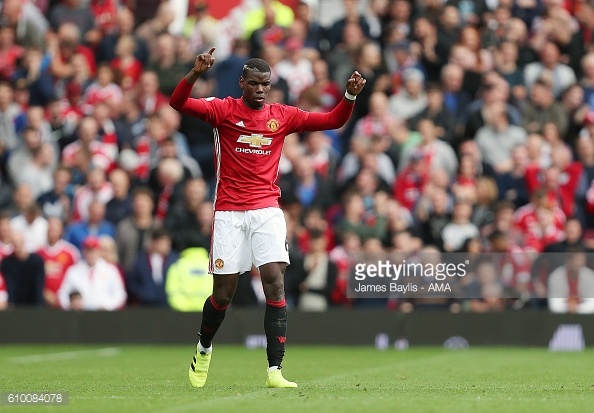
[0,345,593,413]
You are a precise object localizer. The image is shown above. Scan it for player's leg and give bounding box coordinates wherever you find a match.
[251,208,297,388]
[190,210,249,388]
[189,273,239,388]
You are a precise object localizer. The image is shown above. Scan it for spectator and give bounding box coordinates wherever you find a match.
[62,116,115,173]
[410,83,456,143]
[98,234,120,268]
[37,166,73,221]
[47,23,96,80]
[37,217,79,307]
[96,7,148,65]
[416,187,452,250]
[1,0,47,48]
[495,144,530,208]
[336,191,388,242]
[399,118,458,179]
[82,63,123,114]
[64,199,115,250]
[71,168,114,222]
[249,5,288,59]
[275,37,314,104]
[441,64,471,119]
[0,82,20,154]
[105,169,132,226]
[441,197,480,252]
[147,33,190,97]
[548,248,594,314]
[326,0,370,49]
[10,203,48,253]
[522,77,569,136]
[15,143,56,199]
[0,272,7,310]
[7,126,42,185]
[525,145,582,218]
[0,23,24,82]
[115,187,156,273]
[299,229,337,311]
[389,67,428,121]
[127,227,178,306]
[524,41,576,98]
[476,101,527,174]
[165,178,208,251]
[12,47,55,107]
[393,150,428,212]
[137,71,169,116]
[165,235,212,312]
[1,232,45,306]
[214,38,250,99]
[494,41,525,102]
[182,1,219,54]
[49,0,97,42]
[57,236,126,310]
[136,2,176,66]
[464,259,505,312]
[0,211,14,259]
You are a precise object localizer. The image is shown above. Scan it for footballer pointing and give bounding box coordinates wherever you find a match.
[170,47,365,388]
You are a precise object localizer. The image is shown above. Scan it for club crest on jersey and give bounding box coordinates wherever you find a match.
[215,258,224,269]
[237,134,272,148]
[267,118,280,132]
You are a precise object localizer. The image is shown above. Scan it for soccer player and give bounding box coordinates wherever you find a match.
[169,48,366,388]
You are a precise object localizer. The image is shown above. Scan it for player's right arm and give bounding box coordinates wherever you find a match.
[169,48,217,118]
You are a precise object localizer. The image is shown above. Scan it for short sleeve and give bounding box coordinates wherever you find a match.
[198,97,229,127]
[284,105,310,134]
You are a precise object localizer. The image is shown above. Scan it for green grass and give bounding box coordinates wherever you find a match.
[0,345,593,412]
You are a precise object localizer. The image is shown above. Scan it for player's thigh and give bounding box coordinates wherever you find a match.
[210,211,252,275]
[250,208,290,269]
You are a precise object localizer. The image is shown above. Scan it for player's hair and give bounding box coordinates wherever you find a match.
[242,58,270,78]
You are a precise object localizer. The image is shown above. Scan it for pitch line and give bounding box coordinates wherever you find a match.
[8,347,122,363]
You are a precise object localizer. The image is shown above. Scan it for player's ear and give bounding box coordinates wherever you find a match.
[239,76,244,90]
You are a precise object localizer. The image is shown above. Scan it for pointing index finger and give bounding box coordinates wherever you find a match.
[208,47,216,55]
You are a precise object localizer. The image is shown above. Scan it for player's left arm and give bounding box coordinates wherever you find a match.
[298,71,366,132]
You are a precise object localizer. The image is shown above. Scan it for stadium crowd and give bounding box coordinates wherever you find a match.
[1,0,594,314]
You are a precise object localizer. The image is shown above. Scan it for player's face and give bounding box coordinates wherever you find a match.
[240,71,272,110]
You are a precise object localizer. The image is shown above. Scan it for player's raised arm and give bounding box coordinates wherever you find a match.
[300,71,367,132]
[169,48,216,116]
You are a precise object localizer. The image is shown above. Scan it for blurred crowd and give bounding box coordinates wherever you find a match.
[1,0,594,314]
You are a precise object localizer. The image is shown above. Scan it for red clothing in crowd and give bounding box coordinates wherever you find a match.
[524,162,583,217]
[111,58,143,90]
[393,166,428,211]
[90,0,119,34]
[513,203,566,234]
[37,240,80,300]
[523,224,566,252]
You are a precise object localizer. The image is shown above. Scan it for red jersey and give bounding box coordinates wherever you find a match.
[393,166,428,211]
[513,203,566,234]
[37,240,80,295]
[170,78,354,211]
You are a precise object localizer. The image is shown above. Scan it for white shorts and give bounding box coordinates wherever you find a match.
[209,207,290,274]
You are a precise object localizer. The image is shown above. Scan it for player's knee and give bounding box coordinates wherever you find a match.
[211,293,233,308]
[262,279,285,300]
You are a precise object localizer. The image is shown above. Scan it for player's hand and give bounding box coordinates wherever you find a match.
[193,47,216,75]
[346,71,366,96]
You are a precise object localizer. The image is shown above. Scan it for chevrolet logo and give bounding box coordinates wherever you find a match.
[237,134,272,148]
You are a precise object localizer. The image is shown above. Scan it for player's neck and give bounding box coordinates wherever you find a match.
[241,97,266,111]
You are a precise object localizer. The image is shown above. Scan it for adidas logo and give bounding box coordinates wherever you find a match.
[236,120,245,127]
